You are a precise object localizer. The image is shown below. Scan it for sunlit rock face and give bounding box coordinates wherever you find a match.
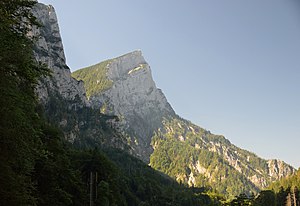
[89,51,175,161]
[267,159,295,179]
[31,3,87,106]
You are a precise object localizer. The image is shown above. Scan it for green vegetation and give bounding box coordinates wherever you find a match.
[0,0,49,204]
[150,130,257,198]
[267,169,300,205]
[268,169,300,193]
[101,148,224,206]
[220,170,300,205]
[150,117,295,198]
[72,60,113,99]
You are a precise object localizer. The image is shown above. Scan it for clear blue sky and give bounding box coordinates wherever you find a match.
[39,0,300,168]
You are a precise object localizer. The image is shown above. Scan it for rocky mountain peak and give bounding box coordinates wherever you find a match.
[106,50,146,80]
[73,51,175,160]
[102,50,175,116]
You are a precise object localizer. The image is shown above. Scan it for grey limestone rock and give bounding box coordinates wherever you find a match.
[89,50,175,160]
[31,3,88,106]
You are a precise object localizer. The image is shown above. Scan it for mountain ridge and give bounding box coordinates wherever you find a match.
[32,2,295,198]
[72,51,295,196]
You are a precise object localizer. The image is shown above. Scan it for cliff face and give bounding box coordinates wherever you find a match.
[31,3,87,106]
[86,51,175,160]
[31,3,128,149]
[72,51,177,160]
[92,50,174,117]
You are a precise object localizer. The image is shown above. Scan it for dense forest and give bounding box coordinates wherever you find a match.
[0,1,298,206]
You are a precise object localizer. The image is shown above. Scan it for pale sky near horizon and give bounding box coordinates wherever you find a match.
[39,0,300,168]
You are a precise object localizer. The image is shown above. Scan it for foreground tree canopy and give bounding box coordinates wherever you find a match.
[0,0,48,204]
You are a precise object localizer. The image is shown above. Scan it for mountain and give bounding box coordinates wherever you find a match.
[31,3,129,150]
[1,2,225,205]
[72,51,295,197]
[72,51,175,161]
[31,2,294,198]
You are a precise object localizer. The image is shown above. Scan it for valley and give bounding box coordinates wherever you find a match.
[0,1,299,205]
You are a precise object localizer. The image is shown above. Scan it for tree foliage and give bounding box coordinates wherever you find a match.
[150,118,259,198]
[71,60,113,99]
[0,0,47,205]
[225,170,300,205]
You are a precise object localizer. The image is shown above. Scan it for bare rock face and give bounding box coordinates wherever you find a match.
[90,51,174,116]
[89,51,175,160]
[31,3,87,106]
[268,159,295,179]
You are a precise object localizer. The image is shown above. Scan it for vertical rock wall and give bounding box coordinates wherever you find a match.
[31,3,87,106]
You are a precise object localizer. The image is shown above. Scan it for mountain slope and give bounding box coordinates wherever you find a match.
[150,117,294,196]
[72,51,295,197]
[72,51,175,161]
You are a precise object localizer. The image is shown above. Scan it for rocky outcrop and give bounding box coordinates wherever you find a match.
[86,51,175,160]
[31,3,87,106]
[268,159,295,179]
[90,51,174,115]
